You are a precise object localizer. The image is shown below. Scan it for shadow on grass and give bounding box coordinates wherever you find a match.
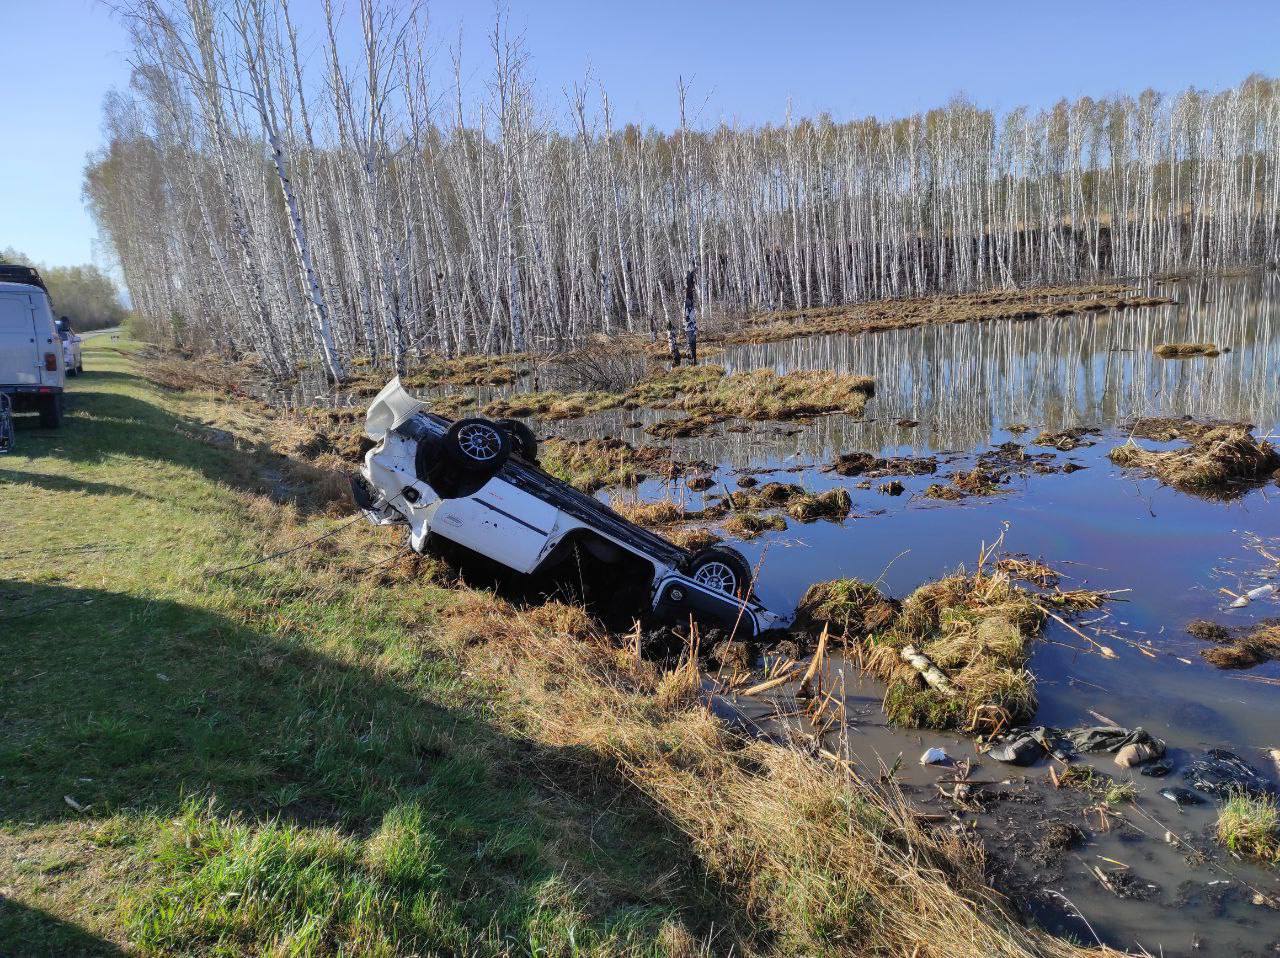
[0,468,158,501]
[8,372,341,516]
[0,579,741,953]
[0,899,125,958]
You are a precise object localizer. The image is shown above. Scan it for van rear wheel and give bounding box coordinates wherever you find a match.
[38,394,63,429]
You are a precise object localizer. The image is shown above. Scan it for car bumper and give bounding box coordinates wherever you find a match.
[0,385,63,395]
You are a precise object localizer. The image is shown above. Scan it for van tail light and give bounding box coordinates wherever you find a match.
[44,353,58,371]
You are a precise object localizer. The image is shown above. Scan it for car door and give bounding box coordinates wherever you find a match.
[431,477,561,574]
[0,293,39,385]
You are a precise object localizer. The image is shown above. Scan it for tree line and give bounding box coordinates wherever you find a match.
[0,248,128,332]
[86,0,1280,380]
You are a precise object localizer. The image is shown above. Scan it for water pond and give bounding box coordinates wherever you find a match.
[552,274,1280,955]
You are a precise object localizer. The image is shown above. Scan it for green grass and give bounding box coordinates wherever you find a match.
[1216,791,1280,863]
[0,338,726,955]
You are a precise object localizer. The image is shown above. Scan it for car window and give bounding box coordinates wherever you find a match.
[0,297,32,332]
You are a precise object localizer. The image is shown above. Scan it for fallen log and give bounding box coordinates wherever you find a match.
[798,624,829,698]
[900,644,958,697]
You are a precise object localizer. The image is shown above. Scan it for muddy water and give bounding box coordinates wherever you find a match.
[554,274,1280,955]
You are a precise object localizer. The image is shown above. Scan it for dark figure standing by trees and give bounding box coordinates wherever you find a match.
[683,264,698,364]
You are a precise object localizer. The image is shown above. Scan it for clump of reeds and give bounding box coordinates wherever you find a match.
[863,569,1045,734]
[793,579,900,638]
[1190,620,1280,670]
[722,511,787,539]
[664,526,722,552]
[1216,790,1280,863]
[538,437,680,492]
[1154,342,1221,358]
[996,557,1061,588]
[1109,424,1280,498]
[1057,765,1137,806]
[644,412,721,438]
[483,388,623,420]
[786,487,853,522]
[712,482,852,524]
[609,497,689,528]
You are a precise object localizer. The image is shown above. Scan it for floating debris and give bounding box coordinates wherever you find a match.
[1183,748,1277,800]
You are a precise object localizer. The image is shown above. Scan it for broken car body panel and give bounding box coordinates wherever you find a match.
[359,378,794,638]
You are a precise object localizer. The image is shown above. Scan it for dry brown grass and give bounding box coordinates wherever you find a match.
[539,437,686,492]
[710,284,1174,347]
[485,363,874,432]
[1109,424,1280,498]
[793,579,900,638]
[607,496,691,528]
[439,592,1101,958]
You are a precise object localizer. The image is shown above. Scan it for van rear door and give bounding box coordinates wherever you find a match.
[0,293,39,385]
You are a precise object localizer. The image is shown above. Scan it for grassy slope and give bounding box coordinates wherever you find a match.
[0,339,725,956]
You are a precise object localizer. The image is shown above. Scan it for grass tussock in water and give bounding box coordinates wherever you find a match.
[1188,619,1280,670]
[485,364,874,434]
[798,569,1048,734]
[714,482,853,524]
[722,510,788,539]
[1153,341,1221,358]
[1056,766,1138,807]
[794,579,901,638]
[1109,423,1280,498]
[1216,791,1280,864]
[539,436,686,492]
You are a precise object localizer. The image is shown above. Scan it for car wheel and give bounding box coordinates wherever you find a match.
[37,393,63,429]
[443,417,511,473]
[495,417,538,461]
[687,546,754,598]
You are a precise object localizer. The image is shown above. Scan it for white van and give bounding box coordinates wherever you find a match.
[0,267,66,428]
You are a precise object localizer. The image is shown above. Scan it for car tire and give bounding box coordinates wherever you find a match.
[442,417,511,474]
[686,545,754,598]
[495,417,537,461]
[38,393,63,429]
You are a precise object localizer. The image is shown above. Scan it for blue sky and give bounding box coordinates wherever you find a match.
[2,0,1278,270]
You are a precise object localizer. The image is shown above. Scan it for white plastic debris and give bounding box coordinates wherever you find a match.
[1229,582,1278,608]
[920,747,953,767]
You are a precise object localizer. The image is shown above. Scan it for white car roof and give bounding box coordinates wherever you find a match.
[0,281,49,297]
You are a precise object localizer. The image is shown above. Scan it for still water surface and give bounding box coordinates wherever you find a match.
[558,274,1280,955]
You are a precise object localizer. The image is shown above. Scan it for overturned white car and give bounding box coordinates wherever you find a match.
[354,378,793,639]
